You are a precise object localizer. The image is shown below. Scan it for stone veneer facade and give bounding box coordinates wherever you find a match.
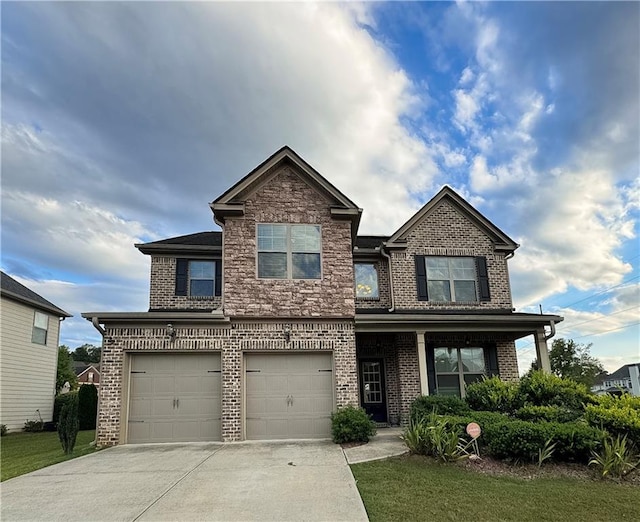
[223,166,355,318]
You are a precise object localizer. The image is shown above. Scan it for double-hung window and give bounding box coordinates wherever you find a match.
[257,224,321,279]
[32,311,49,345]
[175,259,221,297]
[189,261,215,296]
[416,256,490,302]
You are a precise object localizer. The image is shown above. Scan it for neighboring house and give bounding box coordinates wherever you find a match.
[83,146,562,446]
[1,271,71,431]
[592,363,640,396]
[74,361,101,388]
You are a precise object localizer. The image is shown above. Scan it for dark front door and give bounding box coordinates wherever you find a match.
[359,359,387,423]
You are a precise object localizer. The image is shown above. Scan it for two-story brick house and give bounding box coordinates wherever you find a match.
[84,146,562,446]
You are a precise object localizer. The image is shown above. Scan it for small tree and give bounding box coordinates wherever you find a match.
[78,384,98,430]
[57,346,78,393]
[58,393,79,454]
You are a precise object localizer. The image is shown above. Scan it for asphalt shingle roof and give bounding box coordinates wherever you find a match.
[141,232,222,247]
[0,271,71,317]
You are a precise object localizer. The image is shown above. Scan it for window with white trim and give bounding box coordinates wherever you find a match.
[32,311,49,345]
[257,224,321,279]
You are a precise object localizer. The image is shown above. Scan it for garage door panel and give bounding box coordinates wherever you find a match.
[245,353,333,440]
[128,353,221,443]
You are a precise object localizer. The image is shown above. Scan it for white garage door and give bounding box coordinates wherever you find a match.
[128,353,221,443]
[245,352,334,440]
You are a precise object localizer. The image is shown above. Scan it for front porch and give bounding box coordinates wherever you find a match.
[354,312,562,424]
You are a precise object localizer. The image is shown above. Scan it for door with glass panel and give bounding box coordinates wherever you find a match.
[359,359,387,423]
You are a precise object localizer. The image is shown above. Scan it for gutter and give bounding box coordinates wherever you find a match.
[379,246,395,313]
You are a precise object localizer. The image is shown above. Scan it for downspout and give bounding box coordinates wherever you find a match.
[544,320,556,342]
[91,316,105,336]
[89,316,105,447]
[213,215,225,315]
[380,246,395,313]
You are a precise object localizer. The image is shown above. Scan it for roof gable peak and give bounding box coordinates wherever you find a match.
[387,185,519,253]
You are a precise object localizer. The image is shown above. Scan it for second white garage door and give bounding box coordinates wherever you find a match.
[245,352,334,440]
[128,353,221,443]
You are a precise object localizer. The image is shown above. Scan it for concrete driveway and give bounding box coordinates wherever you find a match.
[1,441,368,521]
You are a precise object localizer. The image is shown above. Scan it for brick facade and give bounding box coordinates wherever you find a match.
[355,259,392,310]
[90,149,548,447]
[96,320,358,446]
[391,199,513,311]
[149,256,222,310]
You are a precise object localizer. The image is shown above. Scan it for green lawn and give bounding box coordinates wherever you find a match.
[1,430,98,481]
[351,455,640,522]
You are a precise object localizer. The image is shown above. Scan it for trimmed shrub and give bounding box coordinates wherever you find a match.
[517,371,593,411]
[585,394,640,447]
[54,392,78,424]
[515,405,582,423]
[483,418,602,463]
[58,393,79,454]
[465,376,520,414]
[1,424,7,436]
[410,395,470,422]
[78,384,98,430]
[331,406,376,444]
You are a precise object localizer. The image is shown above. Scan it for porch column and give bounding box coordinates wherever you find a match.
[416,330,428,395]
[534,327,551,373]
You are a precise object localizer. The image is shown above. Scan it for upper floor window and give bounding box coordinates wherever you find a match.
[354,263,379,299]
[257,224,321,279]
[32,311,48,345]
[416,256,490,302]
[189,261,215,296]
[175,259,221,297]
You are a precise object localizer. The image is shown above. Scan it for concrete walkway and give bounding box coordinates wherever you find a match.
[1,441,368,522]
[342,428,408,464]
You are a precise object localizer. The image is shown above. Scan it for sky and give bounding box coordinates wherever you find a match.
[2,1,638,374]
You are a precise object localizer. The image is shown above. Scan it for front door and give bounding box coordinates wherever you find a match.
[359,359,387,423]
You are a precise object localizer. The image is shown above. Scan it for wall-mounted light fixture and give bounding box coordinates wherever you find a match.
[166,323,177,342]
[283,324,291,343]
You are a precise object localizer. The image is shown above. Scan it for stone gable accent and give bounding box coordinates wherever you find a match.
[149,256,222,310]
[96,320,357,446]
[392,200,513,310]
[223,166,355,318]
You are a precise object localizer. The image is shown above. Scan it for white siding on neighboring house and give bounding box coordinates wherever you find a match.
[0,296,61,431]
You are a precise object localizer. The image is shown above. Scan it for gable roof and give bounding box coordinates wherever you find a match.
[386,186,519,253]
[606,363,639,381]
[210,146,362,239]
[0,271,71,317]
[136,232,222,255]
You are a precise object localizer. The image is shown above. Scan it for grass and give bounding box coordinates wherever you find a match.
[1,430,98,481]
[351,455,640,522]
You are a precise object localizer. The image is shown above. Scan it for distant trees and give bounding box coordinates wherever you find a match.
[56,346,78,393]
[528,338,606,388]
[71,344,101,363]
